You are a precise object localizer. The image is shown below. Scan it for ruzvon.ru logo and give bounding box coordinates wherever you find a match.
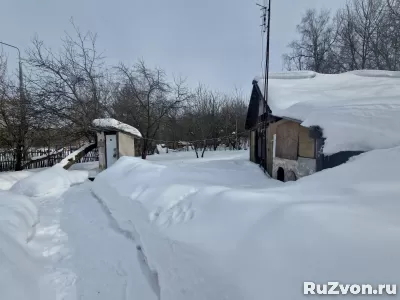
[304,282,397,295]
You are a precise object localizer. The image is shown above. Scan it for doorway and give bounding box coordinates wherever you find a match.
[277,167,285,182]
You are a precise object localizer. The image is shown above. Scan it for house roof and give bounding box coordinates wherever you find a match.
[92,118,142,138]
[253,70,400,154]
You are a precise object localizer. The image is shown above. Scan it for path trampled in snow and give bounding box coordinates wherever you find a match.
[58,182,156,300]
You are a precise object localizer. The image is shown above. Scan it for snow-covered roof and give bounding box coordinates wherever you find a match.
[255,70,400,154]
[92,118,142,138]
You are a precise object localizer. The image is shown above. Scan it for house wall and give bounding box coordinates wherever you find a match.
[276,120,300,160]
[97,132,106,170]
[267,119,317,181]
[258,99,264,116]
[298,125,315,158]
[266,122,277,175]
[272,157,316,181]
[267,119,298,174]
[250,131,256,162]
[118,132,136,157]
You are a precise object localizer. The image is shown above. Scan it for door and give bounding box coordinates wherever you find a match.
[106,134,118,168]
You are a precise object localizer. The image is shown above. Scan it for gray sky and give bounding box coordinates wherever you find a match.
[1,0,347,95]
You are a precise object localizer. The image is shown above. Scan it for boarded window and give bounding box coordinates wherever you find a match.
[298,126,315,158]
[276,121,299,160]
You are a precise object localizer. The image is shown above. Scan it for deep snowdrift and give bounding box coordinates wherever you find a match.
[0,169,41,190]
[0,190,42,300]
[0,163,93,300]
[92,149,400,300]
[11,166,89,197]
[256,70,400,154]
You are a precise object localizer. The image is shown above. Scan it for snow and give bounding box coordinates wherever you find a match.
[256,70,400,154]
[2,148,399,299]
[59,183,156,299]
[31,181,156,300]
[91,148,400,300]
[0,169,42,190]
[0,190,42,300]
[11,166,89,197]
[156,144,167,154]
[69,161,99,171]
[93,118,142,138]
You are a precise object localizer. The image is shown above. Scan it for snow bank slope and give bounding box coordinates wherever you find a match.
[0,190,42,300]
[92,157,252,300]
[93,149,400,299]
[11,166,88,197]
[0,169,38,190]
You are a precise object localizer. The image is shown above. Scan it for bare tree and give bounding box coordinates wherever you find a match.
[113,61,189,159]
[220,89,247,150]
[0,51,38,170]
[26,21,110,143]
[387,0,400,19]
[336,0,386,71]
[284,1,400,73]
[373,0,400,70]
[283,9,339,73]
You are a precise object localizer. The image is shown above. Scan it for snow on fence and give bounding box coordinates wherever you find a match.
[0,147,99,172]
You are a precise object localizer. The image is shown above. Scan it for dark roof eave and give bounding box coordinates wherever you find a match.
[270,114,303,124]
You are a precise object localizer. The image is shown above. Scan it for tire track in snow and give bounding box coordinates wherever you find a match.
[91,191,161,300]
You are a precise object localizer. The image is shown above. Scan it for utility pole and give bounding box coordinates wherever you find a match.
[0,41,26,171]
[264,0,272,171]
[256,0,271,171]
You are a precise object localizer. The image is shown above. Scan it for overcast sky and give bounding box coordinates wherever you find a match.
[1,0,348,94]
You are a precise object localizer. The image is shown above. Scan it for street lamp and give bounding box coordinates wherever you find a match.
[0,41,26,171]
[0,41,24,102]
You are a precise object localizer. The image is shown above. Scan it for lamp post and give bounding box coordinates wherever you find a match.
[0,42,24,101]
[0,41,26,170]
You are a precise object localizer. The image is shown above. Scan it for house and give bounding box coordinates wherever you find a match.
[92,118,142,170]
[246,70,400,182]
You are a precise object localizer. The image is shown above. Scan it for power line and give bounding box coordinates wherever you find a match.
[139,130,251,144]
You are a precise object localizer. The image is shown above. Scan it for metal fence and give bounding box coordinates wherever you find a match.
[0,147,99,172]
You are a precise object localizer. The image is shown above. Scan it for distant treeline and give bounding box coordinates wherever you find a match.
[284,0,400,73]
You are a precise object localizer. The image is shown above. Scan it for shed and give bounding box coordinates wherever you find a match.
[92,118,142,170]
[246,70,400,181]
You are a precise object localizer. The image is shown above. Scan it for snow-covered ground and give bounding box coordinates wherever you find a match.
[0,168,45,190]
[1,150,400,299]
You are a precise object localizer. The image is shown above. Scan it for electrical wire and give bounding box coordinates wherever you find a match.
[138,130,251,144]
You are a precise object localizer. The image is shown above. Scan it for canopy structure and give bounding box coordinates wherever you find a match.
[92,118,142,138]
